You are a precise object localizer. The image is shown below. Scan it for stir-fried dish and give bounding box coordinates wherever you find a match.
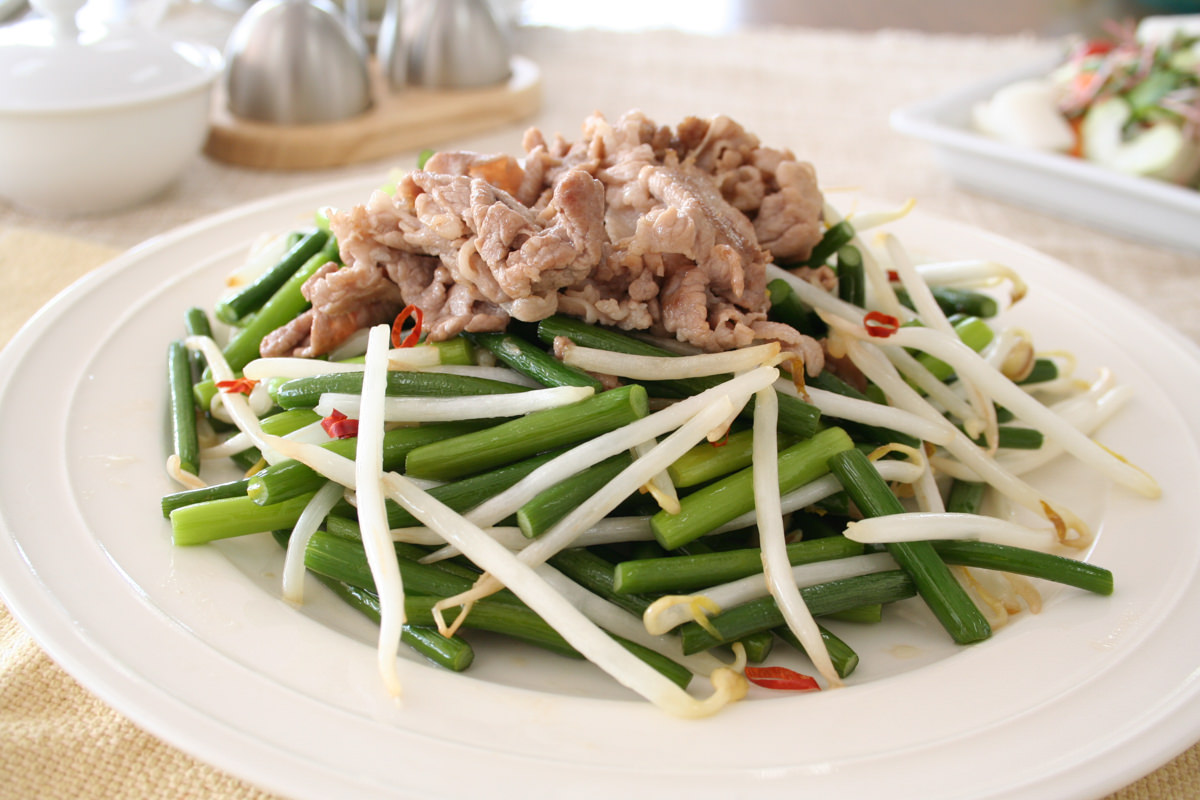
[161,110,1159,717]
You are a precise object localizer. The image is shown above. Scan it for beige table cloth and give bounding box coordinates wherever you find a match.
[2,20,1199,800]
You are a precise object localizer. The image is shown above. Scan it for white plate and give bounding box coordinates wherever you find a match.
[890,58,1200,255]
[2,176,1200,800]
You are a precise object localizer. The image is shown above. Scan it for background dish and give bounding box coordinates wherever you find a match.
[1,177,1199,799]
[890,58,1200,255]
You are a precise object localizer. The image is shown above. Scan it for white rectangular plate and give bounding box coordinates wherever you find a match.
[890,58,1200,255]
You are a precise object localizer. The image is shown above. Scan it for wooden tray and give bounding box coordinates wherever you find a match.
[204,55,541,171]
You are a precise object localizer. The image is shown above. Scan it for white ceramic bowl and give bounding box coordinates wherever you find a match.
[0,7,223,217]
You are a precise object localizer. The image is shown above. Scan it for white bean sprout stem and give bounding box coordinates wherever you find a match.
[913,259,1028,304]
[203,420,328,462]
[845,512,1060,550]
[421,364,543,387]
[885,233,997,446]
[314,385,594,422]
[841,197,917,234]
[184,336,287,465]
[776,381,953,446]
[354,324,407,699]
[753,386,840,687]
[242,347,441,380]
[281,481,346,604]
[560,340,782,380]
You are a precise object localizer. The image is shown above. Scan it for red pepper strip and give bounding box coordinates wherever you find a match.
[321,409,359,440]
[215,378,259,395]
[886,270,900,282]
[863,310,900,339]
[1079,39,1115,58]
[744,665,821,692]
[391,304,424,348]
[710,430,731,448]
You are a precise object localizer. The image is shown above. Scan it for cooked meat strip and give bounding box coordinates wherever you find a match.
[261,111,830,375]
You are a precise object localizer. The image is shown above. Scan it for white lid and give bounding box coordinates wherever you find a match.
[0,0,223,113]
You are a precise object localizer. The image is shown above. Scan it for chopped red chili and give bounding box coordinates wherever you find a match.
[321,409,359,439]
[215,378,259,395]
[887,270,900,282]
[863,310,900,338]
[743,665,821,692]
[391,304,424,348]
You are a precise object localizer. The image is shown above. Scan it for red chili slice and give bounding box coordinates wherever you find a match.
[215,378,259,395]
[391,304,424,348]
[886,270,900,282]
[321,409,359,439]
[743,665,821,692]
[863,310,900,338]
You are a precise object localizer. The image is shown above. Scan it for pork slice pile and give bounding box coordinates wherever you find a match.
[261,110,829,374]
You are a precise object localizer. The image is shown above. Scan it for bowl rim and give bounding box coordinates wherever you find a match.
[0,40,224,116]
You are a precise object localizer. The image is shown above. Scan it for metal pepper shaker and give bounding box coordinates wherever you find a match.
[404,0,511,89]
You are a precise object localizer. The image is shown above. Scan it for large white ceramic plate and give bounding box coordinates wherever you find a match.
[890,57,1200,255]
[2,176,1200,800]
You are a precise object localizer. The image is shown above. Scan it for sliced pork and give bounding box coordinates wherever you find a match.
[262,110,829,375]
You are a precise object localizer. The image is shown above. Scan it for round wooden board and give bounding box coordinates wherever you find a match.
[204,55,541,171]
